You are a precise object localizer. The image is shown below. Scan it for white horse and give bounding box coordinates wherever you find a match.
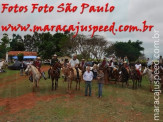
[0,60,7,72]
[143,67,154,91]
[25,64,41,87]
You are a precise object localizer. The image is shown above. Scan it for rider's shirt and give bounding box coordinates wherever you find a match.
[69,59,79,68]
[109,62,114,67]
[51,58,59,66]
[135,64,142,71]
[33,60,41,68]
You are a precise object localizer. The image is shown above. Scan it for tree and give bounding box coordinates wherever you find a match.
[17,53,24,61]
[65,34,109,60]
[10,34,25,51]
[105,40,144,61]
[0,33,10,59]
[37,32,69,59]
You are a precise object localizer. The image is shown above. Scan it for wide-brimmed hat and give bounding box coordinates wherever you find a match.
[53,54,57,57]
[37,57,41,60]
[123,61,127,64]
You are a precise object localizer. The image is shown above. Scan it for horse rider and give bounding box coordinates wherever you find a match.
[101,57,107,69]
[123,61,130,73]
[108,60,114,75]
[69,54,80,79]
[33,57,47,80]
[48,54,60,78]
[135,61,142,76]
[124,56,129,66]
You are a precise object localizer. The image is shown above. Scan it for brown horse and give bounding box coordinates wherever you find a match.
[130,66,142,89]
[49,62,62,90]
[100,66,109,84]
[62,65,82,93]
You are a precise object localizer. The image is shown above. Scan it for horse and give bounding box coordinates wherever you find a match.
[49,62,62,90]
[107,66,119,84]
[130,66,142,89]
[143,67,154,91]
[0,60,7,72]
[25,64,41,88]
[62,65,82,93]
[119,66,130,87]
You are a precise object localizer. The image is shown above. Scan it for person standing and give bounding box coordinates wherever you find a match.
[20,60,25,76]
[83,66,94,96]
[97,68,104,98]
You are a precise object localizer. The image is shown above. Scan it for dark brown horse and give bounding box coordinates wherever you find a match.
[49,62,62,90]
[130,66,142,89]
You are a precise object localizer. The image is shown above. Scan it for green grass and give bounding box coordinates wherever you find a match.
[0,71,163,122]
[0,69,19,79]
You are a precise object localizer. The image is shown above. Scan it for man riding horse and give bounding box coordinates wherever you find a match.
[69,54,80,79]
[48,54,60,78]
[29,57,46,82]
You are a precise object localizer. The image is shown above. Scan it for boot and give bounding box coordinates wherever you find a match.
[42,72,47,80]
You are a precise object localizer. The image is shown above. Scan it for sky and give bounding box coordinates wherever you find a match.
[0,0,162,59]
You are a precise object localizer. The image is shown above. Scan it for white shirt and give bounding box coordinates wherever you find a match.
[135,64,142,71]
[109,62,114,67]
[83,71,93,81]
[69,59,79,68]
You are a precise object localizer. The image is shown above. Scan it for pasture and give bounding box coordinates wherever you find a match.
[0,66,162,122]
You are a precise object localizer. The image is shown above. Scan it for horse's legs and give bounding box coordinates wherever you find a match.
[55,79,57,90]
[140,76,142,87]
[76,80,78,90]
[70,80,72,90]
[67,79,70,91]
[36,80,39,88]
[132,80,134,89]
[79,79,80,90]
[136,80,138,89]
[52,78,54,90]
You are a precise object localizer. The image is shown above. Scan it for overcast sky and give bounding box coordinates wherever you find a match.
[0,0,162,59]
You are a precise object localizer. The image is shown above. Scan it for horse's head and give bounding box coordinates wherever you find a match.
[25,64,32,75]
[53,62,62,69]
[143,67,148,75]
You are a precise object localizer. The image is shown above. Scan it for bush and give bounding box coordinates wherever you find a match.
[17,53,24,61]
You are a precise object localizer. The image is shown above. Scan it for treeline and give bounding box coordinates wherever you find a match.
[0,32,144,61]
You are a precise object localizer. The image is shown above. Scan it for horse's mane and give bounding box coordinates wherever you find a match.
[30,65,40,74]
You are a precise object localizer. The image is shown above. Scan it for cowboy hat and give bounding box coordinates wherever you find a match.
[37,57,41,60]
[123,61,127,64]
[53,54,57,56]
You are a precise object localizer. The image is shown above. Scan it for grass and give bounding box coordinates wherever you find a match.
[0,69,19,79]
[0,69,163,122]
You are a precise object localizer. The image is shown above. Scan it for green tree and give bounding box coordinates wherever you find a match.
[17,53,24,61]
[10,34,25,51]
[37,32,69,59]
[0,33,10,59]
[105,40,144,62]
